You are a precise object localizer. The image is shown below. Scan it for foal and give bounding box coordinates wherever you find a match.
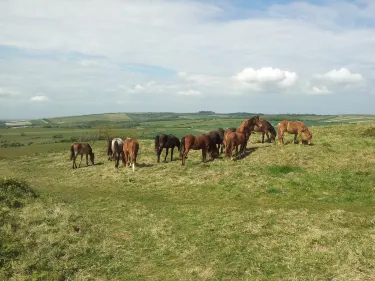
[70,142,95,169]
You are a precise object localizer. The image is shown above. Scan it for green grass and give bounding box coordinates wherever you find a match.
[1,123,375,280]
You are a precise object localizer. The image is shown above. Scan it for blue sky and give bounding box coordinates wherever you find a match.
[0,0,374,119]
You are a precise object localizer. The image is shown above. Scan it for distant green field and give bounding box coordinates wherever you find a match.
[45,113,132,124]
[3,113,375,130]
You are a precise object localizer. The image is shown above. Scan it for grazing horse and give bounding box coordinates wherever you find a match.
[181,134,218,166]
[277,120,312,145]
[70,142,95,169]
[253,120,277,143]
[123,138,139,172]
[155,133,180,163]
[111,138,124,168]
[208,130,224,155]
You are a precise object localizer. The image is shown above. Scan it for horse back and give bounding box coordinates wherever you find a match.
[72,142,91,154]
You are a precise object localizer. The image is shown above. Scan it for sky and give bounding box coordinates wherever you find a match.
[0,0,375,119]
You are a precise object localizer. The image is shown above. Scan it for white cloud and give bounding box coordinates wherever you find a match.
[233,67,298,91]
[177,90,201,96]
[318,68,364,84]
[310,86,332,95]
[30,95,49,102]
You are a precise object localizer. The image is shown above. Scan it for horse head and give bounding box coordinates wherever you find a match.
[304,127,313,145]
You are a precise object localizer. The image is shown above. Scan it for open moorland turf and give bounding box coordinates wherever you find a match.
[1,123,375,280]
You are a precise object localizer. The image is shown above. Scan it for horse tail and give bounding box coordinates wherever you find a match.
[70,144,75,160]
[154,135,160,153]
[180,137,185,157]
[113,140,119,156]
[132,141,139,163]
[176,137,181,152]
[225,137,232,157]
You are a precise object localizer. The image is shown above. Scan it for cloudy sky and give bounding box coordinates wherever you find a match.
[1,0,374,119]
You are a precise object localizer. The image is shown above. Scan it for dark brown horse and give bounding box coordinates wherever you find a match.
[253,120,277,143]
[208,129,224,155]
[155,133,180,163]
[123,138,139,172]
[70,142,95,169]
[277,120,312,145]
[181,134,218,166]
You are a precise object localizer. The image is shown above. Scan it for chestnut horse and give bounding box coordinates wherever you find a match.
[111,138,124,168]
[224,127,250,160]
[222,115,260,152]
[70,142,95,169]
[123,138,139,172]
[223,116,260,159]
[253,120,277,143]
[181,134,218,166]
[155,133,180,163]
[277,120,312,145]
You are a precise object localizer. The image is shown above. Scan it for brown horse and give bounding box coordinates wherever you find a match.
[222,115,260,152]
[253,120,277,143]
[70,142,95,169]
[277,120,312,145]
[224,127,249,160]
[155,133,180,163]
[123,138,139,172]
[181,134,218,166]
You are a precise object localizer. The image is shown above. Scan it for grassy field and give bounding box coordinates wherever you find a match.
[1,121,375,280]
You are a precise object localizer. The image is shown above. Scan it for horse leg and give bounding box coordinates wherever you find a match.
[171,147,174,162]
[86,154,89,166]
[164,148,169,162]
[78,154,83,167]
[262,132,265,143]
[202,148,207,163]
[116,154,121,168]
[157,148,161,163]
[293,134,297,144]
[266,132,270,142]
[72,155,76,169]
[182,149,189,166]
[299,132,303,144]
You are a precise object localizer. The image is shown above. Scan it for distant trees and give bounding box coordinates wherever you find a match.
[198,111,215,114]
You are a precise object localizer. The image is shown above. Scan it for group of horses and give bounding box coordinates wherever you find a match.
[69,116,313,169]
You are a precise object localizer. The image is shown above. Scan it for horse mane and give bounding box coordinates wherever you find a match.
[269,123,277,136]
